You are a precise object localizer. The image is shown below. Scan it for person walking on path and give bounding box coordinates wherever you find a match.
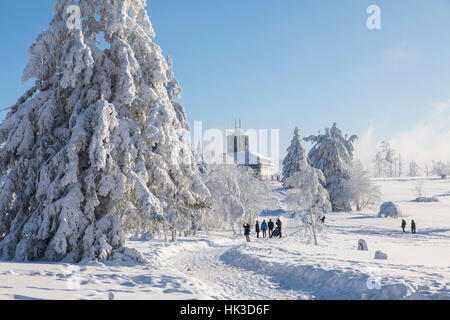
[411,220,416,234]
[401,219,407,233]
[255,221,260,239]
[243,222,251,242]
[268,219,274,238]
[261,220,268,238]
[276,218,282,238]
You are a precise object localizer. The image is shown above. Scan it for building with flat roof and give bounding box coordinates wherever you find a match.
[225,121,276,181]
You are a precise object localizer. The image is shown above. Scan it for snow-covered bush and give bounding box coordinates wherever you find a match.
[378,202,403,218]
[282,127,308,182]
[415,180,425,198]
[342,161,382,211]
[412,181,439,202]
[284,166,332,215]
[358,239,368,251]
[304,123,358,212]
[374,250,388,260]
[200,164,276,233]
[0,0,209,262]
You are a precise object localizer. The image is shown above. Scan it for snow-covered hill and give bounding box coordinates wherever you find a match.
[0,177,449,300]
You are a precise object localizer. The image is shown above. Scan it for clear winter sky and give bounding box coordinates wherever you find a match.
[1,0,450,170]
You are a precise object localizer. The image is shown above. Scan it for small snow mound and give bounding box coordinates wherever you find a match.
[414,197,439,203]
[110,247,150,264]
[357,239,368,251]
[374,250,388,260]
[378,202,402,218]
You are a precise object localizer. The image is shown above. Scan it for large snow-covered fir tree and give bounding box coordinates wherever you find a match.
[282,127,308,182]
[304,123,358,212]
[0,0,209,262]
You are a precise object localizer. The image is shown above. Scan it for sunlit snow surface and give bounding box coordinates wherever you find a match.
[0,177,449,300]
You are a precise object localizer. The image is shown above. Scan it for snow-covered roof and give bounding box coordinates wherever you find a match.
[224,152,272,166]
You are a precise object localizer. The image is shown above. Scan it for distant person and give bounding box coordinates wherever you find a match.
[268,219,274,238]
[401,219,407,233]
[276,218,282,238]
[320,215,326,224]
[261,220,268,238]
[243,222,251,242]
[255,221,260,239]
[411,220,416,234]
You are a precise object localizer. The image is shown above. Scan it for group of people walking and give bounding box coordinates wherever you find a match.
[401,219,417,234]
[243,219,282,242]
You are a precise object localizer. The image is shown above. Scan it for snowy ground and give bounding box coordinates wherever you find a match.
[0,177,449,300]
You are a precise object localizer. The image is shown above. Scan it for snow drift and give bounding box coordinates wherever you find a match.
[221,245,417,300]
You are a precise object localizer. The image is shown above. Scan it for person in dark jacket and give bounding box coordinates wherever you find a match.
[276,218,282,238]
[255,221,260,238]
[268,219,274,238]
[261,220,268,238]
[411,220,416,234]
[243,222,251,242]
[401,219,407,232]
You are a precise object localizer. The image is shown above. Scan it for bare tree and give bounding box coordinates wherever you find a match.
[409,161,420,177]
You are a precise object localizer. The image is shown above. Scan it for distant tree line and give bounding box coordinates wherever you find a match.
[372,141,449,178]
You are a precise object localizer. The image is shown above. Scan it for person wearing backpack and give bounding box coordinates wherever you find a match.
[401,219,407,233]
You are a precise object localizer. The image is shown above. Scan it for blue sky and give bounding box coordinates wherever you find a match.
[1,0,450,167]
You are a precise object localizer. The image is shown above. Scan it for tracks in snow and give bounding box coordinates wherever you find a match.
[154,238,310,300]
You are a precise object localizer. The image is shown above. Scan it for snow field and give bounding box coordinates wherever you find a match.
[0,177,449,300]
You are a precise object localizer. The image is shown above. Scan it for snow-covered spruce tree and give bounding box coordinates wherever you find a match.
[282,127,308,182]
[0,0,209,262]
[304,123,358,212]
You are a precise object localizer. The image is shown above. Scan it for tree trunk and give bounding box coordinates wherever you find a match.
[171,228,177,242]
[310,209,318,246]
